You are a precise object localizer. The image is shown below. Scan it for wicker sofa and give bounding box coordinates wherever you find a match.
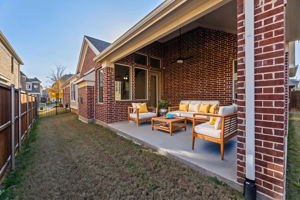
[168,100,220,122]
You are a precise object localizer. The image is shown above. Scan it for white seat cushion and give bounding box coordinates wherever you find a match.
[181,112,197,118]
[195,122,236,139]
[194,122,222,138]
[193,112,209,119]
[168,111,183,117]
[130,112,156,119]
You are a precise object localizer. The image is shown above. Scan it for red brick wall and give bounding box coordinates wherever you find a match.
[62,86,70,107]
[163,27,237,106]
[236,0,287,199]
[80,46,97,77]
[78,85,94,120]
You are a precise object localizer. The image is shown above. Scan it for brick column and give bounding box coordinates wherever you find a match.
[237,0,288,199]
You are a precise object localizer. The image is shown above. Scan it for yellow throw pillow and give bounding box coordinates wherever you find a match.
[199,104,211,113]
[209,104,217,114]
[179,103,189,111]
[209,117,216,125]
[137,103,148,113]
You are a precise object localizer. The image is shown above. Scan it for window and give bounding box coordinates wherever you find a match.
[26,83,31,90]
[149,57,161,68]
[134,68,147,99]
[98,70,103,103]
[115,64,131,100]
[11,56,14,73]
[33,84,38,89]
[71,83,77,101]
[134,53,147,65]
[232,60,238,100]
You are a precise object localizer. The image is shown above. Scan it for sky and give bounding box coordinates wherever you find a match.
[0,0,164,87]
[1,0,299,87]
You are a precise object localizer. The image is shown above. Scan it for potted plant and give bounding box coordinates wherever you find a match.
[158,100,171,116]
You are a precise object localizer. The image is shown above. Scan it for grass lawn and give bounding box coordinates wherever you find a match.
[286,112,300,199]
[0,113,243,200]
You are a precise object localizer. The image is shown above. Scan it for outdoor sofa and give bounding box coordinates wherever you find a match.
[168,100,220,122]
[192,104,238,160]
[128,103,158,126]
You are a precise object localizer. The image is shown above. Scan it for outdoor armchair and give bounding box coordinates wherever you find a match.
[128,106,158,126]
[192,105,238,160]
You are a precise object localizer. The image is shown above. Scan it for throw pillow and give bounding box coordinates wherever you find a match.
[188,104,199,112]
[199,104,211,113]
[209,104,217,114]
[179,103,189,111]
[137,103,148,113]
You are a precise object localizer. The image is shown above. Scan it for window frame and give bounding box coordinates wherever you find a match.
[133,52,148,66]
[232,59,238,100]
[149,56,161,69]
[70,82,77,102]
[134,66,148,100]
[98,69,104,103]
[114,63,132,101]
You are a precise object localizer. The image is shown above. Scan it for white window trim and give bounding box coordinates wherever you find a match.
[134,66,148,101]
[232,59,238,100]
[114,63,132,101]
[134,52,148,65]
[97,69,104,104]
[149,56,162,69]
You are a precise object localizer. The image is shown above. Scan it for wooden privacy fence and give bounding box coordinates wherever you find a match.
[0,84,37,180]
[290,90,300,111]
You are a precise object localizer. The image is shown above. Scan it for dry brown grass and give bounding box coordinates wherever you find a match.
[12,113,242,200]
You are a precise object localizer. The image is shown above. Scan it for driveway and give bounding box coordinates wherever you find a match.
[12,113,241,200]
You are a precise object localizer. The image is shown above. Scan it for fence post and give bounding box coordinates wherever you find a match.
[18,89,22,151]
[27,95,29,132]
[11,85,15,170]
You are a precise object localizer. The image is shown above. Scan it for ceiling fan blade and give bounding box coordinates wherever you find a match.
[182,56,193,60]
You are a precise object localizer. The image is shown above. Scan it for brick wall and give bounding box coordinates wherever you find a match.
[236,0,287,199]
[163,27,237,106]
[80,46,97,77]
[78,85,94,120]
[62,86,70,107]
[94,27,237,123]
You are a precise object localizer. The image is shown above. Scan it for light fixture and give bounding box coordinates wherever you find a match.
[176,59,184,64]
[123,76,128,80]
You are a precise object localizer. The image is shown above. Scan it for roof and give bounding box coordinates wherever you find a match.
[20,71,26,76]
[61,74,73,83]
[26,77,41,83]
[289,79,299,86]
[85,36,111,53]
[0,31,24,65]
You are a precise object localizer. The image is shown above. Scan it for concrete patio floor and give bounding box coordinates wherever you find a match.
[108,120,238,186]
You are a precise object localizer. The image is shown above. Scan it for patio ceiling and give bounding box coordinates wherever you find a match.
[94,0,233,64]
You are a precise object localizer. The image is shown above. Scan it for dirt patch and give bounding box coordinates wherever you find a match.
[12,113,242,200]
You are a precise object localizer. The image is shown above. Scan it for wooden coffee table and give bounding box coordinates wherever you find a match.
[151,116,187,136]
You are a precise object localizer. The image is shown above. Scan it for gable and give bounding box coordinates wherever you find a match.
[80,46,97,77]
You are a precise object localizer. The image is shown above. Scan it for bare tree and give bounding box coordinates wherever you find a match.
[47,65,67,104]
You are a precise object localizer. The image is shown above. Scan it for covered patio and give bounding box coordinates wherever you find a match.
[95,0,240,191]
[108,121,238,187]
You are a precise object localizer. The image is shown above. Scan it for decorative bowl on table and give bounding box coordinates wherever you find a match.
[166,113,174,119]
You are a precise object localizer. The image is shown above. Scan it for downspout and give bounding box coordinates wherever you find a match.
[244,0,256,199]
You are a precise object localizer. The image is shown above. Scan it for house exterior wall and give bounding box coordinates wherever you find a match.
[236,0,287,199]
[94,28,236,123]
[62,86,70,107]
[0,41,21,88]
[78,85,94,122]
[80,46,97,77]
[163,27,237,106]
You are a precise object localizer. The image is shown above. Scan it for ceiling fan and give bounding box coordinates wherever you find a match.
[172,28,193,64]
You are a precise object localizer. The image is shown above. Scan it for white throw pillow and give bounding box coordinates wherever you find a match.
[188,104,200,112]
[132,103,141,112]
[214,105,237,130]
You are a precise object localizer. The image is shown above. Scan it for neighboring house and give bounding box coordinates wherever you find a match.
[62,35,110,121]
[65,0,300,199]
[0,31,24,88]
[20,71,42,97]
